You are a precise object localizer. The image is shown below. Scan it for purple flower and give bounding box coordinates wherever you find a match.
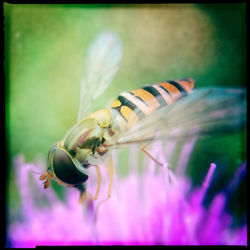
[7,140,247,247]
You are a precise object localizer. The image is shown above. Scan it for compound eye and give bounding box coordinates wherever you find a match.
[52,148,89,185]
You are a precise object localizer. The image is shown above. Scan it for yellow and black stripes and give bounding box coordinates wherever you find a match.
[111,77,195,126]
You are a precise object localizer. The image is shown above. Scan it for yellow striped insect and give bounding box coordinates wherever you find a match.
[40,31,246,204]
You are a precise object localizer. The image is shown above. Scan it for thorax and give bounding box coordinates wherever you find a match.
[62,108,119,166]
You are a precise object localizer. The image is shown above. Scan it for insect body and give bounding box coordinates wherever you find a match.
[40,31,246,203]
[111,78,194,129]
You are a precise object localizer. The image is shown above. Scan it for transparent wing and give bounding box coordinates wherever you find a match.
[107,87,246,148]
[77,31,123,121]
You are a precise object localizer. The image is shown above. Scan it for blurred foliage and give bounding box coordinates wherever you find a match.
[5,4,246,223]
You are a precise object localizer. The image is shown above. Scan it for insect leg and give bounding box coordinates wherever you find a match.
[75,183,91,204]
[94,165,102,200]
[76,166,103,203]
[93,156,114,223]
[141,145,163,167]
[107,156,114,198]
[75,184,94,217]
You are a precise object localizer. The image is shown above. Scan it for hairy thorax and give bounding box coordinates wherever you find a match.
[62,108,118,166]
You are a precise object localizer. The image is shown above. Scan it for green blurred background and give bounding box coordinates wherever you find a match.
[5,4,246,224]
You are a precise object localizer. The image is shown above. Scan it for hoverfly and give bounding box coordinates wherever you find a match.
[40,31,246,204]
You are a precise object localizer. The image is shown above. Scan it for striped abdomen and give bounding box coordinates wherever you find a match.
[111,78,195,129]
